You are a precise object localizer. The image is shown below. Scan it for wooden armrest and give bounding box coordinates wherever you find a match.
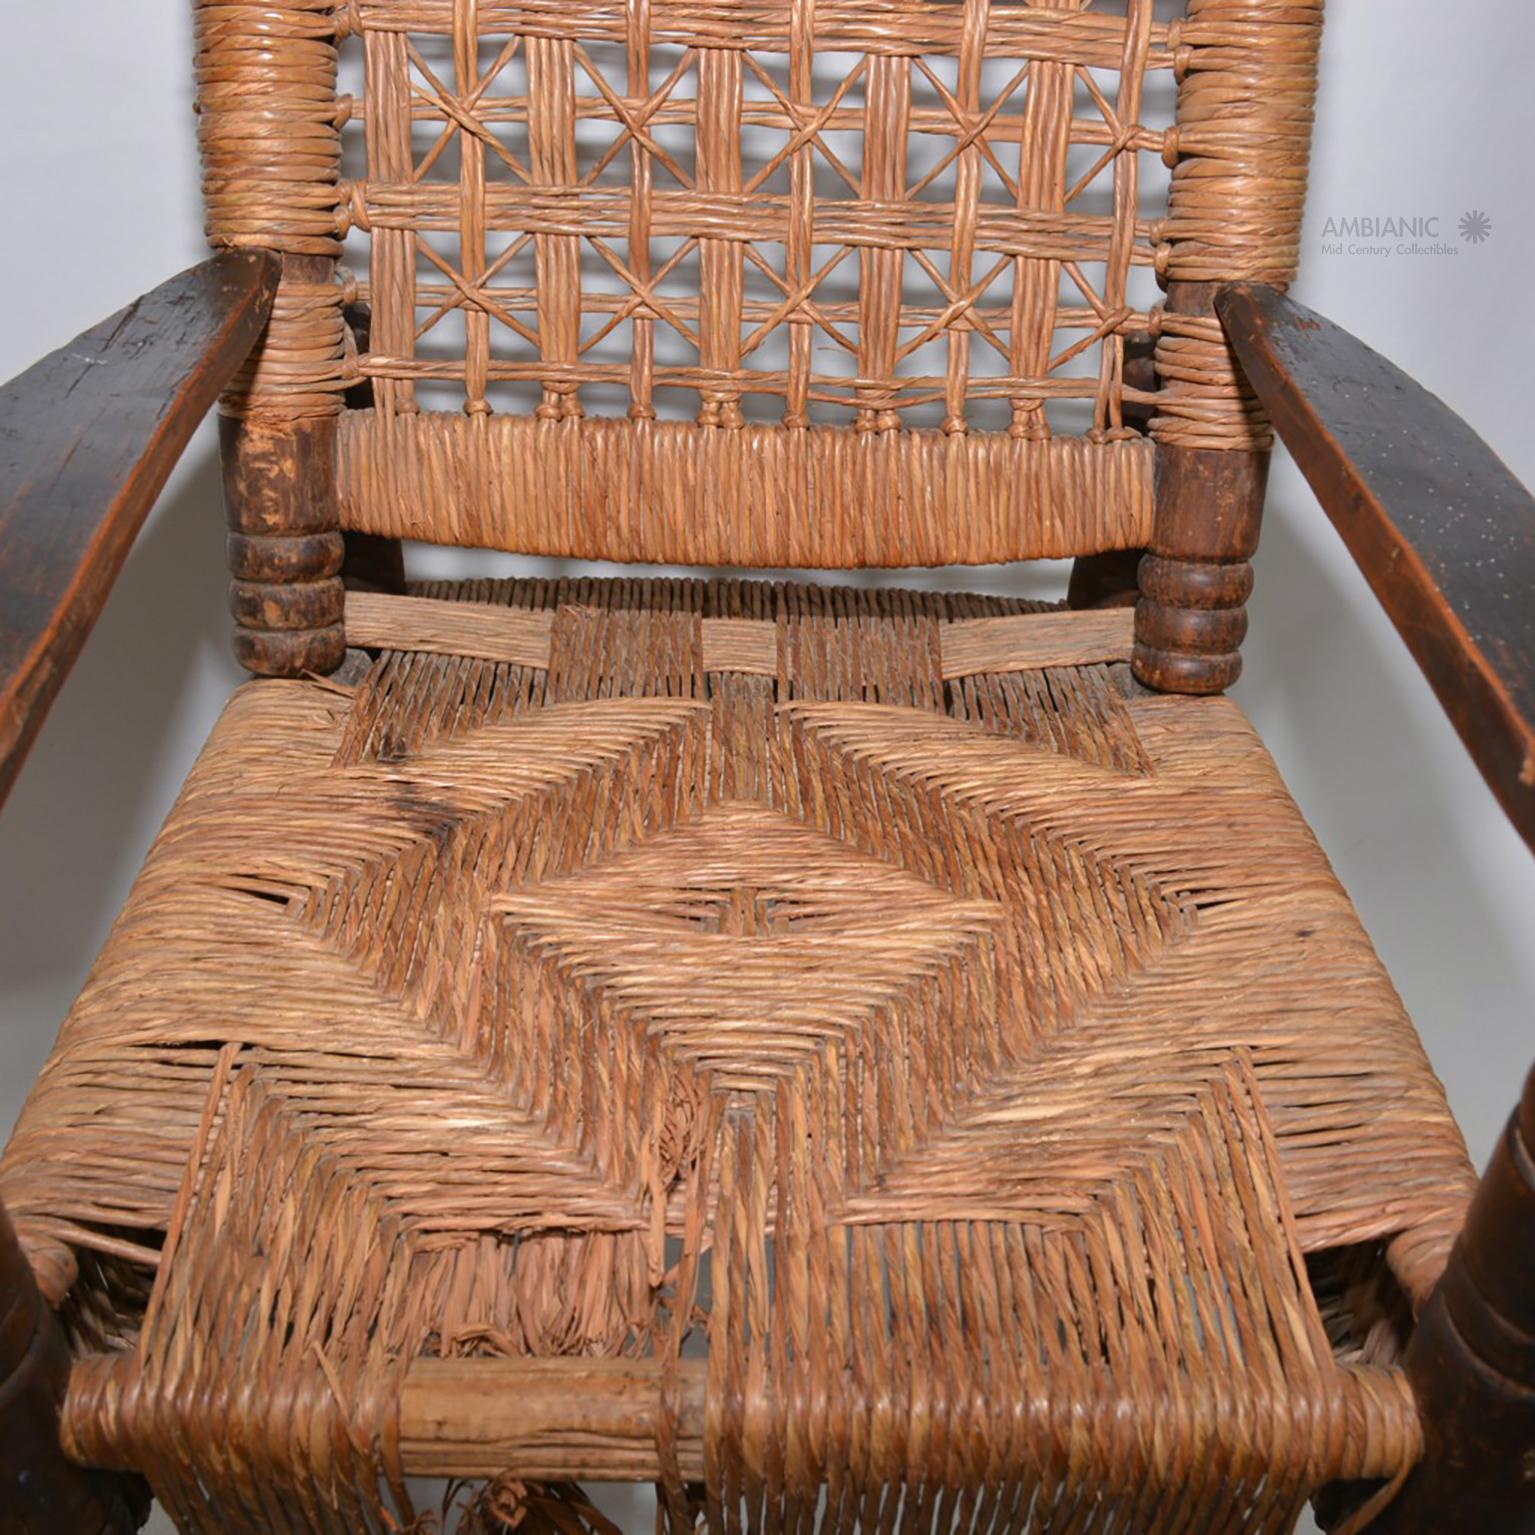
[1222,285,1535,1531]
[0,252,279,810]
[1216,283,1535,854]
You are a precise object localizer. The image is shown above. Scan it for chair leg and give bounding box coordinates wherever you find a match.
[0,1199,147,1534]
[1066,548,1144,611]
[342,531,407,597]
[1368,1066,1535,1532]
[1066,333,1154,617]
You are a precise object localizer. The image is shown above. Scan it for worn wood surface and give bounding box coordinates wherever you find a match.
[0,252,279,810]
[345,593,1138,679]
[1133,281,1269,695]
[396,1357,708,1482]
[1066,547,1144,610]
[1133,443,1266,695]
[221,411,347,676]
[1365,1065,1535,1532]
[219,252,348,678]
[0,1199,146,1534]
[1218,281,1535,853]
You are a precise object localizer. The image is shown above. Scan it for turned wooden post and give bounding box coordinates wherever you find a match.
[195,0,350,676]
[1366,1067,1535,1531]
[1129,0,1321,692]
[0,1199,145,1533]
[222,379,346,676]
[1133,281,1270,693]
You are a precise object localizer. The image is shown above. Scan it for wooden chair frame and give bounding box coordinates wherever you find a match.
[2,1,1534,1529]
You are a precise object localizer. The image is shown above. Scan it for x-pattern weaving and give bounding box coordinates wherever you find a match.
[348,0,1173,433]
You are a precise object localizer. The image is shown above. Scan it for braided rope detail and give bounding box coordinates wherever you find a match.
[220,271,350,421]
[1152,0,1323,450]
[196,0,349,421]
[1150,308,1273,451]
[1164,0,1324,285]
[194,0,345,257]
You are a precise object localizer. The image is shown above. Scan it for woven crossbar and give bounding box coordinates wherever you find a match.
[336,414,1156,563]
[196,0,1323,566]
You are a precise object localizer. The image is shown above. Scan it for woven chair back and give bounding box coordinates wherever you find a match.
[201,0,1322,569]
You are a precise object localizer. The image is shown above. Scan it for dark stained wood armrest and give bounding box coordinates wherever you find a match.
[1221,287,1535,1530]
[1217,282,1535,855]
[0,252,280,811]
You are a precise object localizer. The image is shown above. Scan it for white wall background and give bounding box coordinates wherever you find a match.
[1,5,1531,1532]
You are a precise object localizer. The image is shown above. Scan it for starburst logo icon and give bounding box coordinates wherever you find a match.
[1459,210,1493,245]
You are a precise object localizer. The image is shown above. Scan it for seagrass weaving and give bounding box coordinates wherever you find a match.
[203,0,1315,569]
[2,581,1475,1534]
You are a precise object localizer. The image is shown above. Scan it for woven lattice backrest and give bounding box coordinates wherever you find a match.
[202,0,1322,569]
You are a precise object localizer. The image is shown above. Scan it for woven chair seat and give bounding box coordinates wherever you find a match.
[1,578,1474,1533]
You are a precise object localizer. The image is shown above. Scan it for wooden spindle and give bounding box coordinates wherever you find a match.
[1133,282,1269,694]
[0,1199,146,1533]
[1366,1066,1535,1531]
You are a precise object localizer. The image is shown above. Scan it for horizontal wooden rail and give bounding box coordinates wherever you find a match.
[64,1345,1415,1488]
[344,592,1136,681]
[939,609,1135,678]
[65,1353,707,1484]
[397,1356,707,1482]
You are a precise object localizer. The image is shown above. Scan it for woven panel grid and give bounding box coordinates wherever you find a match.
[193,0,1322,564]
[343,0,1173,437]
